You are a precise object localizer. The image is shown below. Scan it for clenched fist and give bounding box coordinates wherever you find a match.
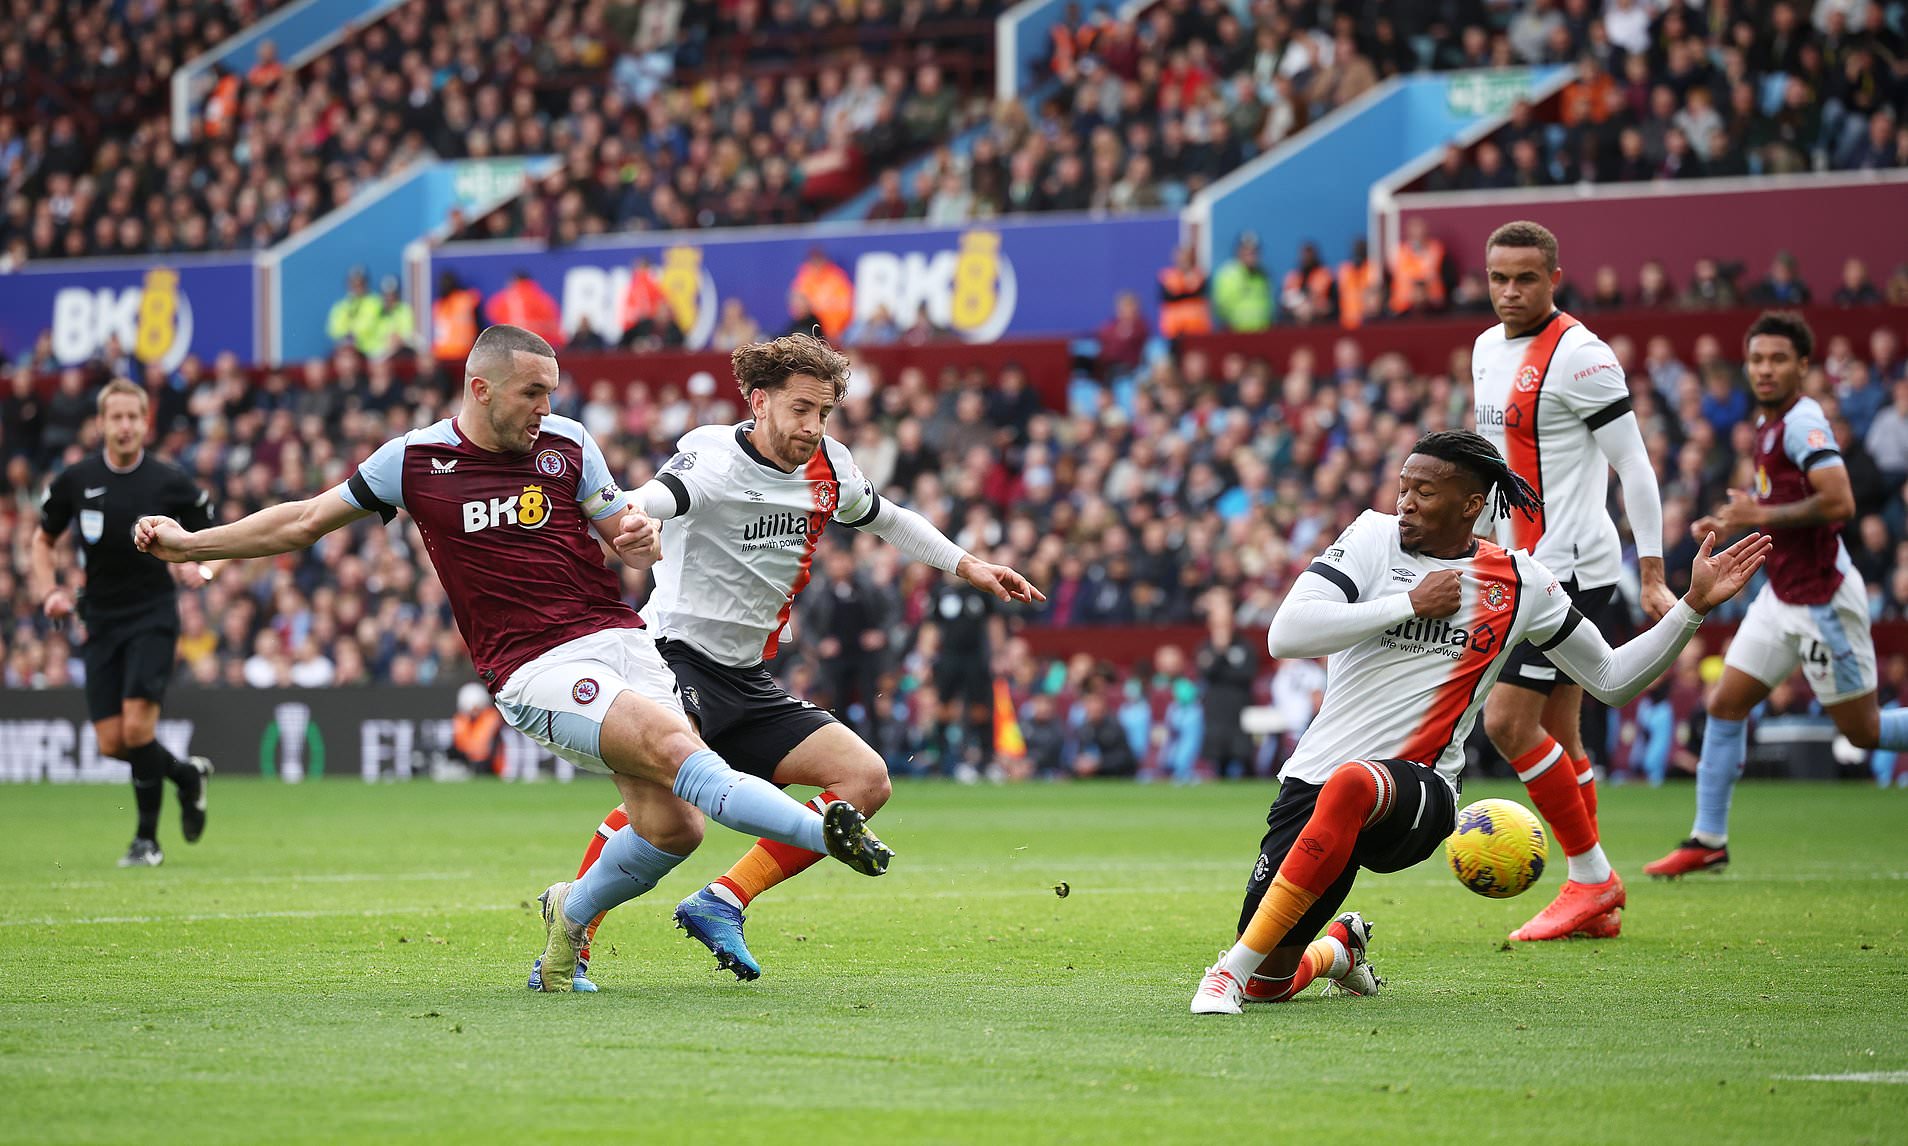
[1408,569,1463,619]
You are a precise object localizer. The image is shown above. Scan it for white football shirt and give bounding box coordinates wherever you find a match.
[1471,311,1632,589]
[1282,510,1575,789]
[639,422,878,666]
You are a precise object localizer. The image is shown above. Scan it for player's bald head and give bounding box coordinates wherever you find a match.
[464,324,556,389]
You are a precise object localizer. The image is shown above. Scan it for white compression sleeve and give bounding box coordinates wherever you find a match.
[632,479,682,520]
[1542,598,1703,705]
[1266,571,1419,659]
[1594,412,1665,561]
[854,500,968,573]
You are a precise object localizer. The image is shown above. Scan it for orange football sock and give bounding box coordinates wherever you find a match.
[1236,763,1381,958]
[575,806,629,962]
[1573,755,1598,827]
[1514,738,1598,857]
[712,791,837,908]
[1242,930,1350,1002]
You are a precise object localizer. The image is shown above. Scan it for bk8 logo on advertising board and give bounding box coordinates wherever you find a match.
[559,245,719,350]
[51,268,196,372]
[852,230,1017,343]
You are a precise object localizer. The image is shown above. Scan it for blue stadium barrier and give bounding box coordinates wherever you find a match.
[1187,68,1565,276]
[171,0,408,141]
[264,157,556,364]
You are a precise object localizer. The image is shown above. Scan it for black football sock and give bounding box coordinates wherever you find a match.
[126,739,194,785]
[125,746,168,842]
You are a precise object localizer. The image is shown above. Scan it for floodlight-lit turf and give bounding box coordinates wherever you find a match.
[2,778,1903,1144]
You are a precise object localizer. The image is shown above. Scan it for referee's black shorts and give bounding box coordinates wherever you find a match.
[1236,758,1458,946]
[1500,579,1618,694]
[81,610,179,724]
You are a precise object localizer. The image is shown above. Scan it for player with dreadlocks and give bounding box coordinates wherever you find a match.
[1190,431,1771,1014]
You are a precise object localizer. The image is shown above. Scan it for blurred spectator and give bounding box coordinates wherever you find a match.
[1635,259,1675,308]
[1278,240,1334,327]
[431,271,482,362]
[1157,245,1212,340]
[1195,591,1261,779]
[1679,258,1741,310]
[1213,232,1273,333]
[1750,252,1813,307]
[327,268,379,354]
[1836,258,1884,307]
[791,249,855,343]
[1335,239,1379,330]
[1097,291,1149,371]
[1388,217,1446,316]
[484,271,564,347]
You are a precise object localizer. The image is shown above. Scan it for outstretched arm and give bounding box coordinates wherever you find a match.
[857,500,1045,604]
[136,488,372,561]
[1544,531,1771,705]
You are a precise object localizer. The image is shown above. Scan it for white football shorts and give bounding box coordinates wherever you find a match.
[1723,574,1877,706]
[493,627,683,774]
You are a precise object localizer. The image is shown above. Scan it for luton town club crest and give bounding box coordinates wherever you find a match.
[1514,365,1542,393]
[1482,582,1508,612]
[814,483,836,512]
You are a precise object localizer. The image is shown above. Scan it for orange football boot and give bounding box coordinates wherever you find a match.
[1508,872,1627,941]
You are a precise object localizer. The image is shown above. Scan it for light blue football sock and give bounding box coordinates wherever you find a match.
[1877,707,1908,750]
[562,827,686,927]
[1692,715,1747,843]
[672,749,826,854]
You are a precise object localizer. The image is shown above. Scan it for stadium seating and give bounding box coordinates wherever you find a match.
[1414,3,1908,192]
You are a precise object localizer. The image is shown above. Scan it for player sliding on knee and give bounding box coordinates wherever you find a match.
[1192,431,1768,1015]
[132,324,894,995]
[535,333,1043,990]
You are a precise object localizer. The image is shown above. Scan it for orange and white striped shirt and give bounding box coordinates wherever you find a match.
[1276,510,1574,789]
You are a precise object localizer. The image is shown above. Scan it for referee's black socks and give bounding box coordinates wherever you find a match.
[124,741,192,842]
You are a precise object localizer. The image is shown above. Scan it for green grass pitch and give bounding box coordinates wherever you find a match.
[2,778,1904,1144]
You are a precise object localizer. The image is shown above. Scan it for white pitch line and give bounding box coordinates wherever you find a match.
[0,904,523,927]
[1776,1072,1908,1084]
[38,871,482,890]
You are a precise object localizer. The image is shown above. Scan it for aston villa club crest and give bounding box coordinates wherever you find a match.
[1481,582,1509,612]
[814,483,837,512]
[572,678,600,705]
[536,449,566,477]
[1514,365,1542,393]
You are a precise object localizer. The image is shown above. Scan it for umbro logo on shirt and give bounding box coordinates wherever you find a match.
[1391,568,1416,582]
[431,458,458,474]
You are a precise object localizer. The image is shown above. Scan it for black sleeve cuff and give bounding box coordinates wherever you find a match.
[1305,561,1359,603]
[1536,608,1585,651]
[841,492,883,530]
[1583,396,1633,431]
[657,473,691,516]
[348,471,398,524]
[1801,448,1842,470]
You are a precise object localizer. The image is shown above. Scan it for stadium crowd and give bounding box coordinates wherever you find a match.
[6,305,1908,782]
[1416,1,1908,191]
[0,0,1003,266]
[23,0,1903,264]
